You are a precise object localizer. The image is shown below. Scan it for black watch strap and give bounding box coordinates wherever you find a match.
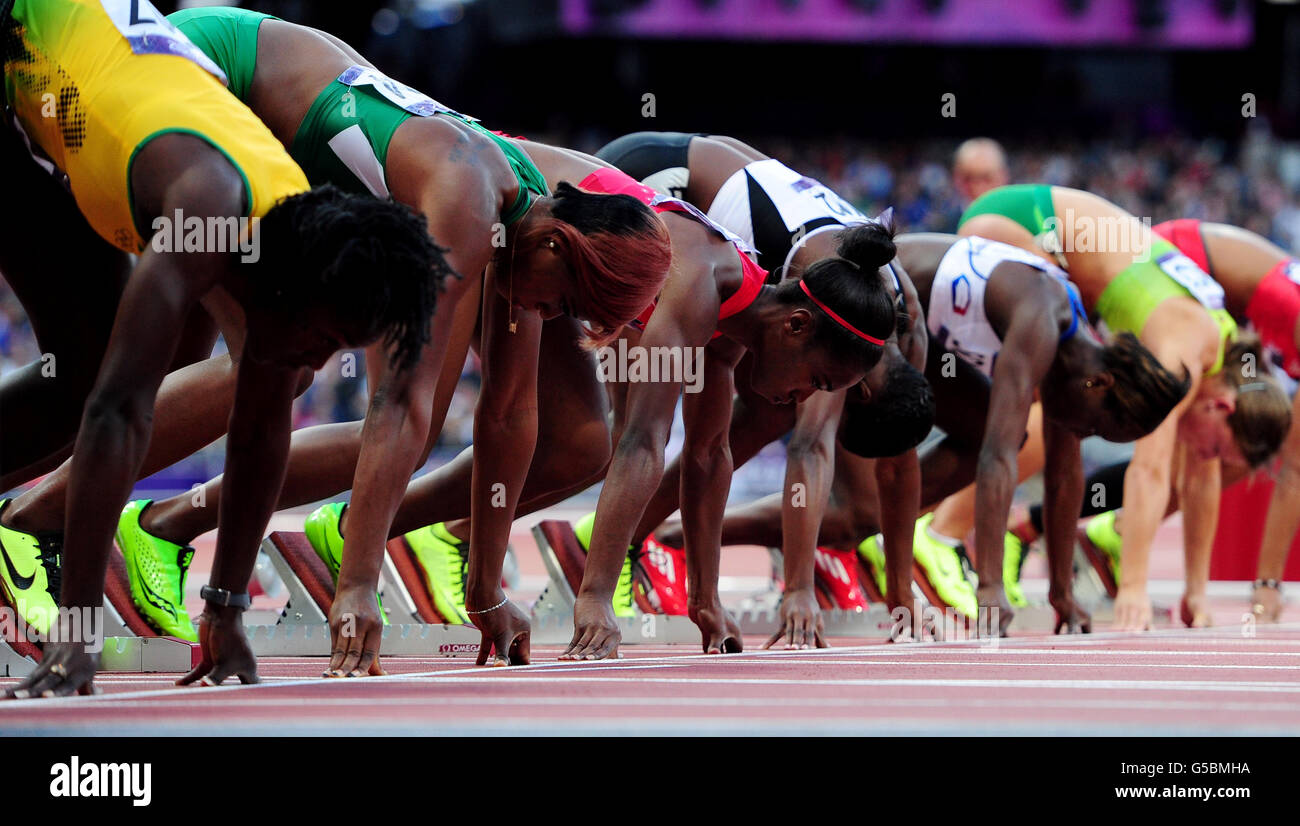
[201,584,251,609]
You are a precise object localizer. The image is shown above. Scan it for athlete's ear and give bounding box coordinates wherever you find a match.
[1086,371,1115,392]
[786,307,814,337]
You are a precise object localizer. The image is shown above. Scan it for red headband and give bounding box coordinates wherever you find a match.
[799,280,886,346]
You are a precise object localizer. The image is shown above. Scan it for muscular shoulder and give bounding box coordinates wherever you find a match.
[386,116,510,223]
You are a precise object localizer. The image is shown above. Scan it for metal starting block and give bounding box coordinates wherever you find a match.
[245,532,480,657]
[99,636,201,672]
[529,521,704,645]
[0,543,201,678]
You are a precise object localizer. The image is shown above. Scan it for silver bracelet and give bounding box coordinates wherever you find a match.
[465,596,510,615]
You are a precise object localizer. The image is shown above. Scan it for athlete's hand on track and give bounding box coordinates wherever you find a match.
[1180,592,1211,628]
[560,594,621,660]
[1049,592,1092,634]
[689,600,743,654]
[179,607,260,687]
[324,586,387,678]
[1250,583,1283,624]
[472,594,531,666]
[976,584,1013,638]
[763,587,826,650]
[4,642,99,699]
[1112,586,1153,632]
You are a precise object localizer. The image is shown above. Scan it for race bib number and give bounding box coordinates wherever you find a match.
[100,0,228,85]
[337,66,474,120]
[1156,250,1225,311]
[744,159,867,232]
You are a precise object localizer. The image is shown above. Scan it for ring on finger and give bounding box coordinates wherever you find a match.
[49,663,68,679]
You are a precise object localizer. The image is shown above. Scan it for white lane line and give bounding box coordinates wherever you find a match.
[392,674,1300,692]
[8,695,1300,714]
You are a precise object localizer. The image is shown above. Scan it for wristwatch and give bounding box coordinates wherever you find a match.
[201,584,251,609]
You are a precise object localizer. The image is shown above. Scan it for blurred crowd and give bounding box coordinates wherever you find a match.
[6,125,1300,445]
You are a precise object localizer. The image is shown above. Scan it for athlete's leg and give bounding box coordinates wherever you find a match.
[391,314,612,538]
[929,404,1046,541]
[916,342,992,507]
[0,127,131,480]
[141,274,482,546]
[630,354,797,543]
[0,287,311,532]
[658,445,880,551]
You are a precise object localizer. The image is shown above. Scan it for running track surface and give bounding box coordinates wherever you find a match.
[4,624,1299,736]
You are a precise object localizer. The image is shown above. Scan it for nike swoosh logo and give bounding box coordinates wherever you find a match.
[125,551,179,621]
[0,534,37,590]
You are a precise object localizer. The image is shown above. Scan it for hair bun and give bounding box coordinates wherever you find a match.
[836,216,897,273]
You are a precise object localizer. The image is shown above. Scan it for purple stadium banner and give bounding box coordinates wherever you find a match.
[560,0,1252,48]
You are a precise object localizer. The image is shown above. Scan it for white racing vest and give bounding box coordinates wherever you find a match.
[927,236,1073,377]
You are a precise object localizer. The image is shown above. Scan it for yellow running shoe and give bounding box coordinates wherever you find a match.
[911,513,978,619]
[1079,510,1122,597]
[856,534,888,597]
[0,500,62,637]
[303,502,389,624]
[401,522,471,625]
[1002,532,1030,608]
[115,500,198,641]
[573,511,637,618]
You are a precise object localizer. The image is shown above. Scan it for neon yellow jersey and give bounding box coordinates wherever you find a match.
[2,0,307,253]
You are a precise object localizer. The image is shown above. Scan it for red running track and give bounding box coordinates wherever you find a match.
[3,624,1298,736]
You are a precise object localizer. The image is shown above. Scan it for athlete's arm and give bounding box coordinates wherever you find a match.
[562,220,723,660]
[1041,415,1088,633]
[1114,383,1199,631]
[463,270,542,664]
[1253,392,1300,620]
[680,340,746,654]
[329,159,497,674]
[1114,309,1210,632]
[19,151,241,696]
[1177,445,1220,627]
[973,298,1058,633]
[766,388,845,649]
[875,447,920,614]
[189,337,301,686]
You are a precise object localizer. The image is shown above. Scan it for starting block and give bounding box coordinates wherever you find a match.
[530,520,703,645]
[0,543,199,679]
[244,531,480,657]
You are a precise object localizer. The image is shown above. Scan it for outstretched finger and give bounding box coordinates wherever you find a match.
[561,627,599,660]
[476,630,495,667]
[762,627,784,650]
[177,660,213,687]
[346,623,385,677]
[814,622,828,649]
[508,630,531,666]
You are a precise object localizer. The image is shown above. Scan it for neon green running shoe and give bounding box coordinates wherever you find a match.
[402,522,470,625]
[1002,532,1030,608]
[856,534,888,597]
[911,513,978,619]
[573,511,636,618]
[115,500,197,641]
[303,502,388,625]
[0,499,62,637]
[1081,510,1122,594]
